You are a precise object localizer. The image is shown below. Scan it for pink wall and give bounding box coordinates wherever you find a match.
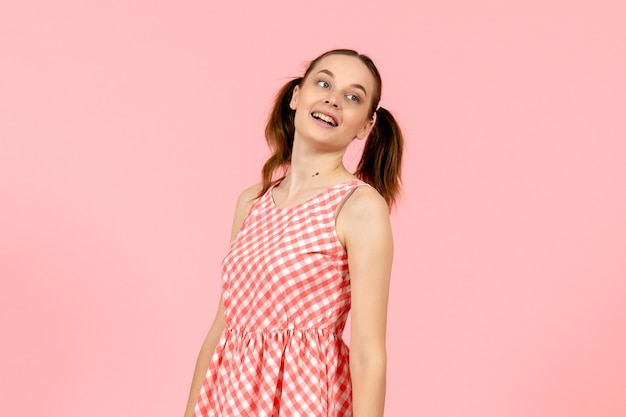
[1,1,625,416]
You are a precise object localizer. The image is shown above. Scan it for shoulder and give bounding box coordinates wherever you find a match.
[336,184,391,246]
[342,183,389,220]
[236,182,263,207]
[234,182,264,218]
[230,182,263,240]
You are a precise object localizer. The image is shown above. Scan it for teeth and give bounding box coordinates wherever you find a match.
[312,112,337,126]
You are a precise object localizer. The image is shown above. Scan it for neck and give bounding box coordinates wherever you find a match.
[284,136,351,190]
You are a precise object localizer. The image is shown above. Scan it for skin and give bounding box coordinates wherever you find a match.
[183,54,393,417]
[182,185,258,417]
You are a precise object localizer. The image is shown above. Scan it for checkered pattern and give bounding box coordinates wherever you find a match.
[193,179,367,417]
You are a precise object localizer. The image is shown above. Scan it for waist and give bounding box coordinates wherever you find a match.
[224,326,343,339]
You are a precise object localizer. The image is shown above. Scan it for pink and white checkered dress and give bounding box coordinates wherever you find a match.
[193,179,368,417]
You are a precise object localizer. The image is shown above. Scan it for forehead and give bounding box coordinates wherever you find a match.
[308,54,376,90]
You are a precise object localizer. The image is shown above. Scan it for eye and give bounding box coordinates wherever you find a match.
[346,94,360,103]
[316,79,330,89]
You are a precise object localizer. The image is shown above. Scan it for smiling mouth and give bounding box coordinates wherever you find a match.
[311,112,338,127]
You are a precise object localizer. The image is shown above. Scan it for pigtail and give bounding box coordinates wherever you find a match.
[355,107,404,208]
[258,77,302,198]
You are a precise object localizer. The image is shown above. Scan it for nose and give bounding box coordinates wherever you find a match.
[324,93,340,108]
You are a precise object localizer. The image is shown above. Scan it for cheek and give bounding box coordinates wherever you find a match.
[345,109,369,127]
[292,107,311,130]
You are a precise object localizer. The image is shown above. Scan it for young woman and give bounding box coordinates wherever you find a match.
[183,49,404,417]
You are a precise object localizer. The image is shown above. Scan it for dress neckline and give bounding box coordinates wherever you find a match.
[269,179,362,211]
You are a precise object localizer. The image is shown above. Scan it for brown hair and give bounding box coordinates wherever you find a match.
[260,49,404,208]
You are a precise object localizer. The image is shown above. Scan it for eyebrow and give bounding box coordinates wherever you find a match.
[316,69,368,96]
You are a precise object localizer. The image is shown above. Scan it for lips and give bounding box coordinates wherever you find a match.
[311,111,338,127]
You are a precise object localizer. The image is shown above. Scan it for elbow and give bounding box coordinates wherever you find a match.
[349,345,387,375]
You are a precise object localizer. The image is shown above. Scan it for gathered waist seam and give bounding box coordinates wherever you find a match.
[225,326,342,337]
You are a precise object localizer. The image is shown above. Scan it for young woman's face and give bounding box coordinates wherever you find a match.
[289,54,377,149]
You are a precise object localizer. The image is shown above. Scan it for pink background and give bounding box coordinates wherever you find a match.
[1,1,625,416]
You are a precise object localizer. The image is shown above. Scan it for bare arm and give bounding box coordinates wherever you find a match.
[337,186,393,417]
[182,184,261,417]
[182,298,225,417]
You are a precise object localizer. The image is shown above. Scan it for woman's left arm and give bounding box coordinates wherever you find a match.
[338,186,394,417]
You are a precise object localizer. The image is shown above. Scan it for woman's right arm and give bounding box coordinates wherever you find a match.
[182,183,262,417]
[182,298,225,417]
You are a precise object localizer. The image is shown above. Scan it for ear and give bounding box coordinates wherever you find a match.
[289,85,300,110]
[355,116,375,140]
